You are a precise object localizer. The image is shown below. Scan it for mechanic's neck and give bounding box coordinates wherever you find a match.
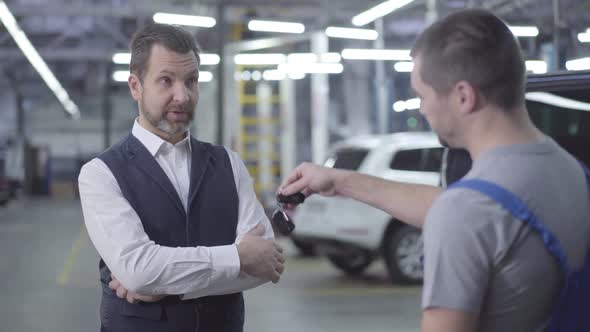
[464,104,545,160]
[137,117,187,145]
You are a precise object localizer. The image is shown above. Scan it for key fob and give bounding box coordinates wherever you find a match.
[277,192,306,205]
[271,209,296,236]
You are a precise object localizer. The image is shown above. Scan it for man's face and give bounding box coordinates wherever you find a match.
[411,57,460,147]
[129,44,200,140]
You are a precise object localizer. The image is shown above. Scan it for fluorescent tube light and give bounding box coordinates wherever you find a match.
[0,1,79,118]
[578,31,590,43]
[112,70,130,82]
[113,70,213,82]
[508,25,539,37]
[153,12,216,28]
[342,48,411,61]
[392,97,420,112]
[325,27,378,40]
[278,63,344,74]
[321,53,342,63]
[247,20,305,34]
[112,53,131,64]
[234,53,286,65]
[525,92,590,112]
[352,0,415,27]
[288,72,306,80]
[113,52,219,65]
[565,57,590,71]
[287,53,318,64]
[525,60,547,74]
[199,71,213,82]
[394,61,414,72]
[263,70,287,81]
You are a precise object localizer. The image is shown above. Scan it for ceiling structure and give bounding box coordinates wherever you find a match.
[0,0,589,113]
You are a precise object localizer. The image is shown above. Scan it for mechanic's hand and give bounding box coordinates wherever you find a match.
[109,274,165,304]
[237,223,285,283]
[279,162,341,199]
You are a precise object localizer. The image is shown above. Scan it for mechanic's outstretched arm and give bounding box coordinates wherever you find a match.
[279,162,441,228]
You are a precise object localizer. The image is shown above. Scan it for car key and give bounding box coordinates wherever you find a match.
[272,192,304,235]
[271,209,295,236]
[277,192,306,205]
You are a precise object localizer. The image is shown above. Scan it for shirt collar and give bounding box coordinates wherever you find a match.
[132,118,192,156]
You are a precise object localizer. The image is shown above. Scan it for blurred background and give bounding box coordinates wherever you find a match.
[1,0,590,331]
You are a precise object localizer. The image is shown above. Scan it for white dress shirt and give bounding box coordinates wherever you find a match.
[78,120,273,299]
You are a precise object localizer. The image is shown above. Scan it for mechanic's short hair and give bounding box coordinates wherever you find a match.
[411,9,526,111]
[129,24,200,81]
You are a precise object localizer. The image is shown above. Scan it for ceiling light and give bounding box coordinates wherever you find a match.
[112,53,131,64]
[287,53,318,64]
[394,61,414,72]
[0,1,79,118]
[392,98,420,113]
[263,70,286,81]
[153,12,216,27]
[578,31,590,43]
[112,70,129,82]
[278,63,344,75]
[199,71,213,82]
[341,48,411,61]
[247,19,305,34]
[508,25,539,37]
[112,52,220,65]
[288,72,306,80]
[525,60,547,74]
[321,53,342,63]
[352,0,416,27]
[566,57,590,71]
[325,27,379,40]
[113,70,213,82]
[234,53,286,65]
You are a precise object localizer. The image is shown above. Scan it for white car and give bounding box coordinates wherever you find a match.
[291,132,443,283]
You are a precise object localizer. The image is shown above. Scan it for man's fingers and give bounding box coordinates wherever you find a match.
[126,292,137,304]
[108,279,121,290]
[275,253,285,264]
[276,262,285,274]
[271,271,281,284]
[116,286,128,299]
[274,243,284,253]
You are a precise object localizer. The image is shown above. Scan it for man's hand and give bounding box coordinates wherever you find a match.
[237,223,285,283]
[279,162,342,200]
[109,274,165,304]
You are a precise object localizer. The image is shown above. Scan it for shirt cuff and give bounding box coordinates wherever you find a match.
[209,244,241,284]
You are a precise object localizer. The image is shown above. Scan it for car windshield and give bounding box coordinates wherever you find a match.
[324,148,369,170]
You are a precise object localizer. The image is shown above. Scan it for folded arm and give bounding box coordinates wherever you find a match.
[79,159,241,295]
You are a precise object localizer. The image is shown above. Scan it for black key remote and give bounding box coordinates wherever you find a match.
[277,192,306,205]
[271,209,295,236]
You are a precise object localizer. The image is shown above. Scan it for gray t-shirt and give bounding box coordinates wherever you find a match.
[422,138,590,332]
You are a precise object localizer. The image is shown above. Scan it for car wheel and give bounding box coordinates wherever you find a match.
[327,250,373,276]
[384,225,423,284]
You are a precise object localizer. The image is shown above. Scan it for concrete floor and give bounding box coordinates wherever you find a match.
[0,197,422,332]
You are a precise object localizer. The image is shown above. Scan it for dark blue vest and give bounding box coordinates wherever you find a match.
[97,134,243,332]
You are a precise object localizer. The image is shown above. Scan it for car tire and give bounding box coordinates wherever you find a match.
[384,225,423,284]
[327,250,373,276]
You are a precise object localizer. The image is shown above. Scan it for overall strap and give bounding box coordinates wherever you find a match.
[448,179,569,277]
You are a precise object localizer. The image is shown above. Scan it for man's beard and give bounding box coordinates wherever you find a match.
[141,100,194,137]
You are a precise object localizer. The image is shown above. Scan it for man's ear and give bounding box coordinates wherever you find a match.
[128,73,142,101]
[454,80,478,115]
